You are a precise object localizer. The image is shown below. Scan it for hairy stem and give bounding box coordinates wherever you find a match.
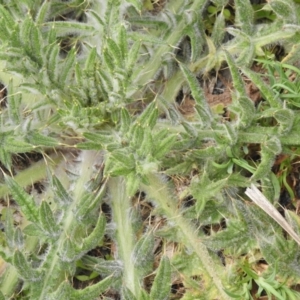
[108,177,141,298]
[142,173,231,300]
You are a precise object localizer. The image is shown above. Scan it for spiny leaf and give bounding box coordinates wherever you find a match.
[13,250,42,282]
[4,175,39,223]
[60,238,77,263]
[179,63,212,126]
[74,182,107,222]
[150,256,171,300]
[211,12,225,46]
[120,107,131,134]
[0,5,15,36]
[35,0,51,25]
[5,209,15,251]
[84,47,97,72]
[111,149,135,169]
[42,21,95,36]
[106,38,123,67]
[23,223,44,237]
[130,123,145,148]
[269,0,296,22]
[136,101,158,129]
[21,17,43,66]
[13,228,24,251]
[118,24,128,61]
[126,171,141,197]
[26,130,58,147]
[39,201,60,238]
[58,47,76,86]
[155,134,177,159]
[51,175,73,205]
[126,40,140,72]
[122,287,138,300]
[224,50,245,96]
[234,0,254,35]
[0,148,12,170]
[274,108,294,134]
[73,275,114,300]
[46,42,60,83]
[132,233,154,275]
[7,78,21,124]
[241,67,282,108]
[80,214,106,253]
[46,280,74,300]
[251,137,282,181]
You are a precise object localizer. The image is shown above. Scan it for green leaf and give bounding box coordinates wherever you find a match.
[122,287,138,300]
[60,238,77,263]
[13,250,42,282]
[118,25,128,60]
[7,78,21,124]
[120,107,132,134]
[42,21,95,37]
[132,233,154,275]
[0,5,15,37]
[126,40,140,72]
[155,134,177,159]
[136,101,158,129]
[58,47,76,86]
[13,228,24,251]
[46,42,60,83]
[234,0,254,35]
[224,50,245,96]
[84,47,97,72]
[190,173,227,215]
[5,208,15,251]
[4,175,39,223]
[83,132,113,145]
[251,137,281,181]
[179,63,212,126]
[150,256,171,300]
[76,141,103,150]
[35,0,51,25]
[26,130,58,147]
[80,214,106,253]
[47,280,74,300]
[39,201,60,238]
[241,67,282,108]
[130,123,145,148]
[23,223,44,237]
[74,182,107,222]
[21,17,43,66]
[211,13,225,46]
[5,137,33,153]
[106,38,123,67]
[0,148,12,170]
[51,175,73,205]
[73,275,114,300]
[274,108,294,134]
[270,0,296,21]
[126,172,141,197]
[111,149,135,169]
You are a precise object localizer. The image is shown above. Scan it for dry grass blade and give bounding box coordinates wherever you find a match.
[245,184,300,247]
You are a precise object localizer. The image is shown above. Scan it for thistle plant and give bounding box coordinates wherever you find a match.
[1,0,300,299]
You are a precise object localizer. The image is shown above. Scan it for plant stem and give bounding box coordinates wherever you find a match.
[142,173,231,300]
[108,177,141,298]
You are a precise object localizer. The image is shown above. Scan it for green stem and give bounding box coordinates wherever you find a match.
[142,173,231,300]
[38,150,102,299]
[108,177,141,298]
[131,0,208,91]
